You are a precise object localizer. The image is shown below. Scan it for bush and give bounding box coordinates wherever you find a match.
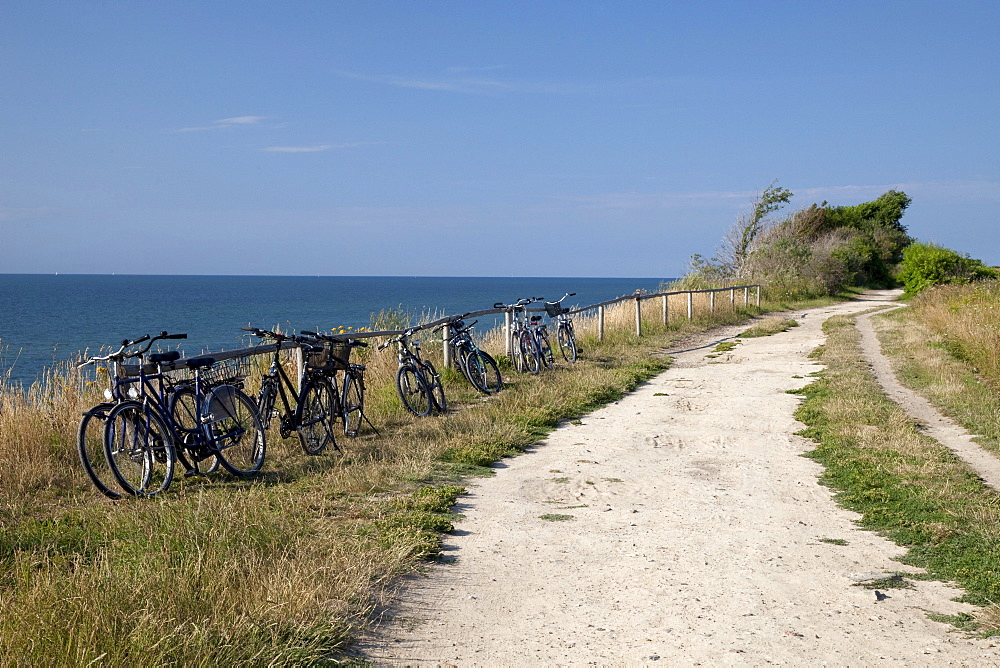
[897,242,999,295]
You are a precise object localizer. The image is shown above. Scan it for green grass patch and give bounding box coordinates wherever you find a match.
[739,317,800,338]
[795,313,1000,634]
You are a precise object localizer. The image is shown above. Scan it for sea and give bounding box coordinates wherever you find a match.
[0,274,670,387]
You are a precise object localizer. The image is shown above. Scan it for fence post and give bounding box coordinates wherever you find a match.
[662,294,668,326]
[756,285,761,307]
[598,305,605,342]
[710,290,715,314]
[730,287,735,309]
[687,292,693,320]
[293,345,304,393]
[634,297,642,337]
[504,310,512,357]
[442,324,450,369]
[744,286,749,307]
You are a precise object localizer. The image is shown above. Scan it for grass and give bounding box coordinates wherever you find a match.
[739,316,800,338]
[791,298,1000,636]
[0,289,850,662]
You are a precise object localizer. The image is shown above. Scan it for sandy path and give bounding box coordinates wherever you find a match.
[361,292,1000,666]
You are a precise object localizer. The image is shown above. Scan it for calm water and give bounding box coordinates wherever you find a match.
[0,275,669,386]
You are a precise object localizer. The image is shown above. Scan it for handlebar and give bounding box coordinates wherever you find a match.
[78,331,186,367]
[299,330,369,347]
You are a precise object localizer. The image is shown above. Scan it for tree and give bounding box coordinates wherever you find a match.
[717,180,793,279]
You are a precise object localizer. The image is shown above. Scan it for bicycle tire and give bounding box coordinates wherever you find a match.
[396,364,433,416]
[519,331,541,375]
[421,360,447,412]
[104,401,175,497]
[557,324,578,362]
[256,379,277,429]
[202,384,267,475]
[539,333,554,369]
[464,349,503,394]
[169,385,221,474]
[78,404,124,499]
[342,372,364,436]
[296,376,337,455]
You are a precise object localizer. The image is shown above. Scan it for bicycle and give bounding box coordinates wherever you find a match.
[299,330,375,437]
[80,332,267,497]
[77,332,186,499]
[545,292,580,362]
[437,316,503,394]
[528,313,555,370]
[495,298,543,375]
[242,327,339,455]
[378,328,446,416]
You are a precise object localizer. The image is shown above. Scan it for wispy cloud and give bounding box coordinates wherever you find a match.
[336,69,601,96]
[174,115,267,133]
[262,141,382,153]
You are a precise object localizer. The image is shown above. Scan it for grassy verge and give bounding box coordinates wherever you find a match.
[792,310,1000,635]
[0,292,838,663]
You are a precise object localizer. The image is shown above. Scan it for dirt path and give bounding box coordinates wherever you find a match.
[360,291,1000,666]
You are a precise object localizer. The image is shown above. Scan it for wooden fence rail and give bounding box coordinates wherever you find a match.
[121,285,760,378]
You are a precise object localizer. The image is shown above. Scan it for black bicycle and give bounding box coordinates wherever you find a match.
[243,327,338,455]
[79,332,266,497]
[438,317,502,394]
[300,330,373,437]
[379,328,446,416]
[77,332,185,499]
[545,292,579,362]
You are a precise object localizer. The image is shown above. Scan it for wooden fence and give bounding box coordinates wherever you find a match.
[123,284,760,380]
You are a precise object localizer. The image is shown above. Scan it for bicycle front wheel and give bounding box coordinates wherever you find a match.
[557,324,578,362]
[202,385,267,475]
[296,377,337,455]
[518,331,540,375]
[421,360,447,412]
[78,403,124,499]
[396,364,433,416]
[342,372,364,436]
[104,401,175,497]
[464,349,503,394]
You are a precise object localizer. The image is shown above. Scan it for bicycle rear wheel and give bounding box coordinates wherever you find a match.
[296,376,337,455]
[396,364,433,416]
[78,403,124,499]
[104,401,175,497]
[342,372,364,436]
[169,385,220,474]
[202,384,266,475]
[464,349,503,394]
[557,324,578,362]
[539,334,554,369]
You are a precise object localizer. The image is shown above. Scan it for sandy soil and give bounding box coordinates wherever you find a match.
[360,291,1000,666]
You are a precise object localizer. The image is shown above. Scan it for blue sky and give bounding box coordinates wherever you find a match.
[1,1,997,277]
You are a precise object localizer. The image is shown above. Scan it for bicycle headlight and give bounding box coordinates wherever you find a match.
[128,387,140,399]
[103,388,113,401]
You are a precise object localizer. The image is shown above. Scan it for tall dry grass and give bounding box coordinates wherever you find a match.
[911,280,1000,391]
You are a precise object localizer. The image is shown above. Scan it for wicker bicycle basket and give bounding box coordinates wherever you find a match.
[306,340,351,371]
[544,302,569,318]
[195,356,252,385]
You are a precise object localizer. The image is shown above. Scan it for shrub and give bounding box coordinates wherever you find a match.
[897,242,999,295]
